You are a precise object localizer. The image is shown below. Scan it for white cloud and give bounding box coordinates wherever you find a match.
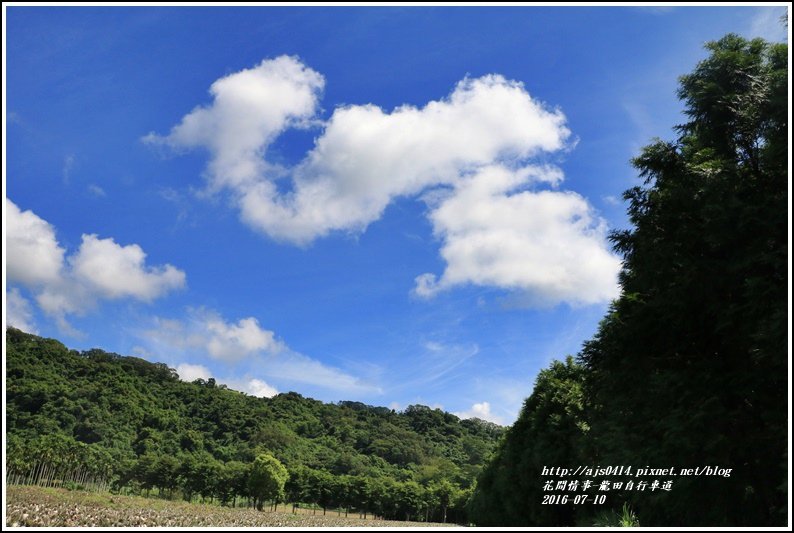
[144,55,324,192]
[144,309,282,362]
[205,315,282,360]
[385,341,479,396]
[141,309,375,395]
[454,401,504,425]
[63,155,75,184]
[240,378,279,398]
[149,60,569,244]
[176,362,212,382]
[131,345,153,358]
[415,166,622,306]
[175,363,278,398]
[87,184,106,197]
[70,234,185,301]
[424,341,444,353]
[263,350,379,394]
[6,199,65,286]
[148,58,620,307]
[6,288,38,334]
[237,74,570,244]
[6,199,186,334]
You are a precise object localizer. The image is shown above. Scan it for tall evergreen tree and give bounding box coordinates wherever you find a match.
[471,32,787,527]
[581,33,787,526]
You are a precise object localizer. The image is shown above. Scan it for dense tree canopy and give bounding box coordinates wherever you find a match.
[469,357,588,526]
[470,33,788,527]
[248,453,288,510]
[583,33,787,526]
[5,327,503,523]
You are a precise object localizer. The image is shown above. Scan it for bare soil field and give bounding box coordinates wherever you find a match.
[5,486,454,527]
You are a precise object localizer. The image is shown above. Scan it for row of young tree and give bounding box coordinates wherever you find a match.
[6,433,114,492]
[470,33,788,527]
[284,466,468,523]
[7,432,468,523]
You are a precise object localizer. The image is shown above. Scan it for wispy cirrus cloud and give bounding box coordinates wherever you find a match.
[62,154,75,184]
[87,184,106,197]
[748,7,788,42]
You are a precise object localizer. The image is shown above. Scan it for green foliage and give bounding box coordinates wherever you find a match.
[582,34,787,526]
[468,357,588,526]
[6,327,503,523]
[471,33,787,527]
[248,453,289,510]
[591,503,640,527]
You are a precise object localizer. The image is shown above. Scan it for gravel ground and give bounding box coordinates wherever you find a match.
[5,486,455,527]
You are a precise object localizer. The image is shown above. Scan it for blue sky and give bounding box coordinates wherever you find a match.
[4,5,788,424]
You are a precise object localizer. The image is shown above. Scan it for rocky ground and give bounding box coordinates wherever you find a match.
[6,486,454,527]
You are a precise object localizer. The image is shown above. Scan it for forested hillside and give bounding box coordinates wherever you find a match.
[470,34,788,527]
[5,327,503,523]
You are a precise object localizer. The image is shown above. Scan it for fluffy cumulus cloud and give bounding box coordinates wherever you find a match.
[176,362,212,382]
[70,234,185,301]
[237,74,570,243]
[415,166,622,305]
[6,198,65,286]
[144,309,282,362]
[148,56,621,306]
[454,401,504,425]
[144,55,325,192]
[142,308,375,395]
[175,363,278,398]
[6,199,186,333]
[243,378,279,398]
[205,315,282,360]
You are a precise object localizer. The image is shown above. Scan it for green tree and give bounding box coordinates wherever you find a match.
[6,326,501,519]
[469,357,588,526]
[300,468,333,514]
[224,460,249,508]
[248,453,289,511]
[582,33,787,526]
[431,479,458,523]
